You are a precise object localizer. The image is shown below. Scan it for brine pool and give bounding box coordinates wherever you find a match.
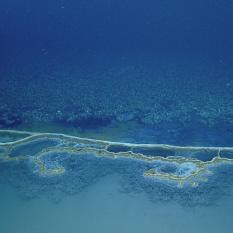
[0,129,233,233]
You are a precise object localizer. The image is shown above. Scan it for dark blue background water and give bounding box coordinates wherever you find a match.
[1,0,233,61]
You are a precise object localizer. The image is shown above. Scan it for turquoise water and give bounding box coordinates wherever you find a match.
[1,175,233,233]
[0,129,233,232]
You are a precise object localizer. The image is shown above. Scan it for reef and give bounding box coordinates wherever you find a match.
[0,109,22,128]
[0,129,233,205]
[1,54,233,139]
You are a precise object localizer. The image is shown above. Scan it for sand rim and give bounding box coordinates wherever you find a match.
[0,129,233,188]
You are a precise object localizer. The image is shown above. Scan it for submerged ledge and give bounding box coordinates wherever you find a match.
[0,129,233,188]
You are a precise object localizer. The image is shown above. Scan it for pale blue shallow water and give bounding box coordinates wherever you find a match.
[1,174,233,233]
[0,129,233,233]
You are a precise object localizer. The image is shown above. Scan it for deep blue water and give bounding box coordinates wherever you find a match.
[0,1,233,232]
[1,0,233,57]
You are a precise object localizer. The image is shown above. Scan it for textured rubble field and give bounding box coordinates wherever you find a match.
[0,53,233,142]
